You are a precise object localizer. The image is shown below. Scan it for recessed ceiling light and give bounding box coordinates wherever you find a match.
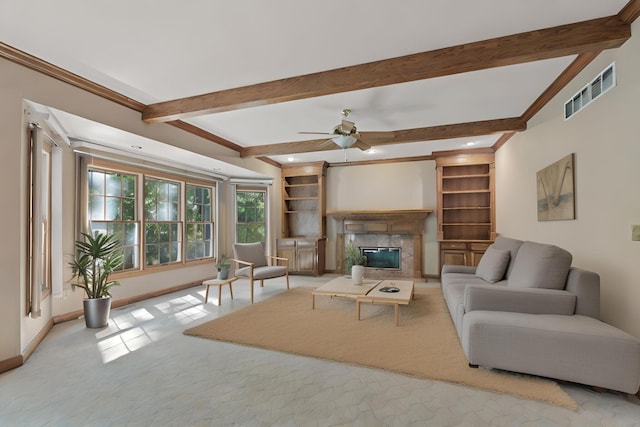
[366,149,377,154]
[287,157,295,162]
[465,141,478,147]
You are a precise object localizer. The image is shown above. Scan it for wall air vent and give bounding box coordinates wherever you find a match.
[564,62,616,120]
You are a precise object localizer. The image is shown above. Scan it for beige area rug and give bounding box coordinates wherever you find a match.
[184,286,577,410]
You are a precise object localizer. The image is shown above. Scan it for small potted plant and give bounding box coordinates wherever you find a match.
[69,232,123,328]
[344,241,366,284]
[216,253,231,280]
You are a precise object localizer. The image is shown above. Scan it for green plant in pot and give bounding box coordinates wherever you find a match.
[69,232,123,328]
[344,241,366,284]
[216,253,231,280]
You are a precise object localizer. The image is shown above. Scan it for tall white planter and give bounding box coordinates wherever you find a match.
[351,265,365,285]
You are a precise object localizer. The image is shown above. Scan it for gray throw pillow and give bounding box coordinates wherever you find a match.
[508,241,572,290]
[475,245,511,283]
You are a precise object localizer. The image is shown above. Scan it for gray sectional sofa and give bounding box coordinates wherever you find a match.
[441,236,640,394]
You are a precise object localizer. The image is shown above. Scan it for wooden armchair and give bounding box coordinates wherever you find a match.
[231,242,289,303]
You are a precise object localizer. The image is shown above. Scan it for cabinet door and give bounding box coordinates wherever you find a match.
[296,246,317,274]
[278,247,297,270]
[441,249,467,266]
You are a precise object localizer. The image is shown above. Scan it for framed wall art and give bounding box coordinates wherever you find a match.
[536,153,575,221]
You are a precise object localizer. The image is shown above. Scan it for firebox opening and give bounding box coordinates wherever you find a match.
[361,247,401,270]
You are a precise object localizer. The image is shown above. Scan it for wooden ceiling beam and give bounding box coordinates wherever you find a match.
[241,117,525,158]
[142,15,630,123]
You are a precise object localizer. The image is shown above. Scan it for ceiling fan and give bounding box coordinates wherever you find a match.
[299,108,393,151]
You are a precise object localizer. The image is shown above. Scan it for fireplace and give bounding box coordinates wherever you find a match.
[361,247,401,270]
[328,209,432,279]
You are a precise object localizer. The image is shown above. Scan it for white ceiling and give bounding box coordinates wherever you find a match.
[0,0,630,172]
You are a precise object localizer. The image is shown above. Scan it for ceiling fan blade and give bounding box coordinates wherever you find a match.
[358,131,395,144]
[318,138,336,148]
[341,119,355,134]
[354,139,371,151]
[298,131,332,135]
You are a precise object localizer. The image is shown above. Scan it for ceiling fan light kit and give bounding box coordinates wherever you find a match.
[331,134,358,149]
[300,108,387,152]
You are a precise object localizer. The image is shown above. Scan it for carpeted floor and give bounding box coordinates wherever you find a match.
[184,286,577,410]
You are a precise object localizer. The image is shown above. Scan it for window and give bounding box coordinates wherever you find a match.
[236,190,266,243]
[144,178,181,266]
[88,169,139,270]
[185,184,213,260]
[27,124,52,317]
[85,162,216,273]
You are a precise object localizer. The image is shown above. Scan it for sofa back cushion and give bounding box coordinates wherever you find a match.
[508,241,572,290]
[475,245,511,283]
[492,236,524,279]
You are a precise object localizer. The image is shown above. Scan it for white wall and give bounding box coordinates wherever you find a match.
[496,20,640,337]
[325,161,439,276]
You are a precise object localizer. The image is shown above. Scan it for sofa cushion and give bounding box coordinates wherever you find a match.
[492,236,524,279]
[508,241,572,290]
[475,245,510,283]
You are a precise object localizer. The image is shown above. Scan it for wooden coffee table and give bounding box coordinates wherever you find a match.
[311,276,382,309]
[356,280,414,326]
[312,276,414,326]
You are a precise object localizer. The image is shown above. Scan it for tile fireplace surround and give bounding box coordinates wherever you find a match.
[328,210,432,279]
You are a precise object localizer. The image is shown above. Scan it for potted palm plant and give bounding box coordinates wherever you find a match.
[344,241,367,284]
[69,232,123,328]
[216,253,231,280]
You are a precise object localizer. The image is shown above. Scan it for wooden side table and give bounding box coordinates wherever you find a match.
[202,277,238,305]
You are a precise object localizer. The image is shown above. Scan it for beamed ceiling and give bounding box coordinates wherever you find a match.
[1,1,640,173]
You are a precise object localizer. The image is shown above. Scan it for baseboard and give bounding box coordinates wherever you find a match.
[23,318,54,361]
[0,355,23,375]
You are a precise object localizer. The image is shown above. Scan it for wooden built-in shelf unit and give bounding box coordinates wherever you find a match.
[436,150,496,269]
[278,161,327,275]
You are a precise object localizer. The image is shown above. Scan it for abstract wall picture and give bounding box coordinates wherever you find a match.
[537,153,575,221]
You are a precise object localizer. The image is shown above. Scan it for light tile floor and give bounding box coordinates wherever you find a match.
[1,275,639,426]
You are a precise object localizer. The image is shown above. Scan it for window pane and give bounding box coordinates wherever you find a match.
[170,242,180,262]
[122,198,135,220]
[169,183,179,202]
[89,195,104,220]
[146,224,158,244]
[105,197,121,220]
[170,202,178,221]
[159,223,170,242]
[105,173,121,197]
[89,171,104,195]
[122,175,135,198]
[146,244,159,266]
[124,223,138,246]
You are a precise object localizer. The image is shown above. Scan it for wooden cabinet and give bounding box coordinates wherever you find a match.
[279,162,327,275]
[440,242,490,267]
[436,151,496,270]
[277,238,326,275]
